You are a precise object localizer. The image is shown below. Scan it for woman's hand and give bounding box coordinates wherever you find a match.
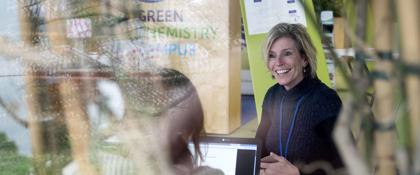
[260,152,299,175]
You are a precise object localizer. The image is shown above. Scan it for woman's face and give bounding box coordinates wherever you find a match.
[268,37,308,90]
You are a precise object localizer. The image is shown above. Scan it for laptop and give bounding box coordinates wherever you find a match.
[189,136,261,175]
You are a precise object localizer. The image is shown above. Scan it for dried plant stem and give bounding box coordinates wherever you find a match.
[60,80,97,175]
[396,0,420,173]
[372,0,397,174]
[334,97,370,175]
[45,0,96,174]
[18,0,47,174]
[24,69,47,175]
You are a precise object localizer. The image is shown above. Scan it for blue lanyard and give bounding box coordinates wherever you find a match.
[278,95,306,159]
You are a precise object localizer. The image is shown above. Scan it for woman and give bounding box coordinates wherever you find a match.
[256,23,343,175]
[119,68,223,175]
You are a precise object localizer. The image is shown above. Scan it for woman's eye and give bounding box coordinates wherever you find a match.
[268,54,276,59]
[284,51,293,56]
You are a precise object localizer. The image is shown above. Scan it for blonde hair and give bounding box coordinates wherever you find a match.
[263,23,317,78]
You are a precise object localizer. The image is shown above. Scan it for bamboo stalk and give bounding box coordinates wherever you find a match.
[60,79,97,175]
[44,0,67,47]
[353,0,374,168]
[396,0,420,173]
[43,0,97,174]
[24,72,47,175]
[372,0,396,174]
[18,1,47,174]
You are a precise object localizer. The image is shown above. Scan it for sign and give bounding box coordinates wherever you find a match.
[244,0,307,35]
[117,0,242,134]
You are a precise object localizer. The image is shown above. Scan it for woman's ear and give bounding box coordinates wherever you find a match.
[303,55,309,67]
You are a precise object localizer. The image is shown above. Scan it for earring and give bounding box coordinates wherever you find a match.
[303,67,307,73]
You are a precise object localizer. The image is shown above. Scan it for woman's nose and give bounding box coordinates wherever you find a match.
[273,56,285,65]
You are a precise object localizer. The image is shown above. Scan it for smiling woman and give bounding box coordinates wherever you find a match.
[256,23,343,175]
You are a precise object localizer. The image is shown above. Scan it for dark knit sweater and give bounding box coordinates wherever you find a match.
[256,76,343,175]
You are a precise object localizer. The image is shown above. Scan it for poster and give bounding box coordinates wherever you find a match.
[244,0,307,35]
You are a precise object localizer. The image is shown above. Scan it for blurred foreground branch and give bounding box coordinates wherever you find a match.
[0,97,28,128]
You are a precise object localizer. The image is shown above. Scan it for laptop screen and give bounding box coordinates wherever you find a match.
[189,137,260,175]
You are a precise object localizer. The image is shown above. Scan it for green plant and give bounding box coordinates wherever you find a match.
[0,133,32,175]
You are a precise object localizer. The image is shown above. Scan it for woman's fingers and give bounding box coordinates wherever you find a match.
[270,152,285,161]
[260,154,300,175]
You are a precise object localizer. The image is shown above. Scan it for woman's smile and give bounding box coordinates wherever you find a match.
[275,68,291,75]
